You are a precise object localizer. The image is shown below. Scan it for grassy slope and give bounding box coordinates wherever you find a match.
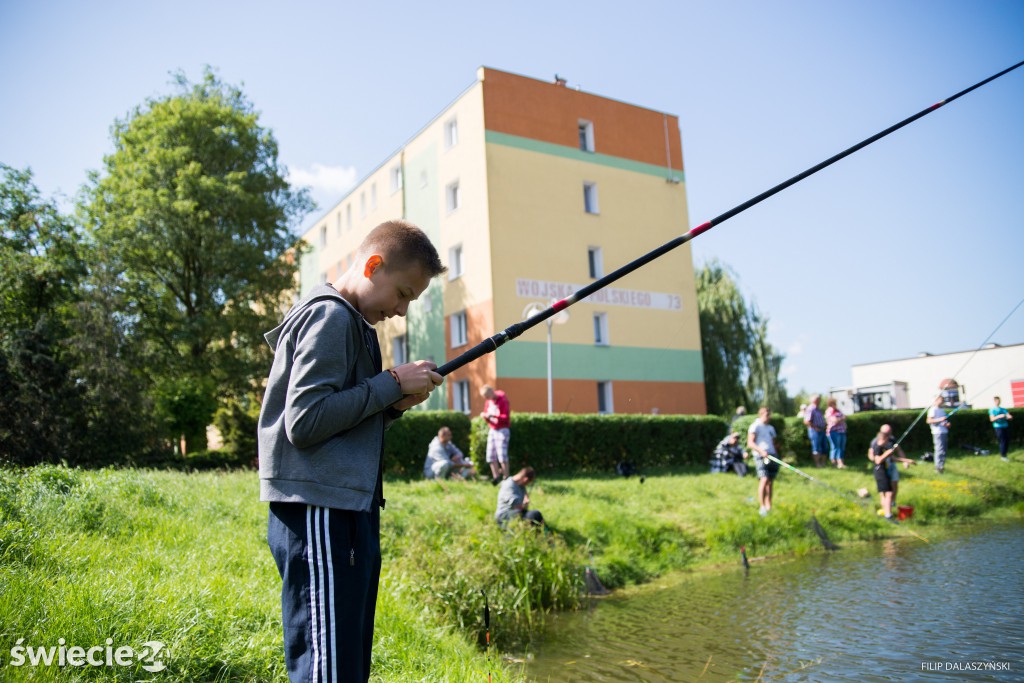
[1,450,1021,681]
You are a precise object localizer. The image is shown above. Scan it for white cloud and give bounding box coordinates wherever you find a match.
[780,362,799,379]
[786,340,804,356]
[287,163,358,211]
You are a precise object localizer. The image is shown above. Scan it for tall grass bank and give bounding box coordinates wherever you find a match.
[1,411,1021,680]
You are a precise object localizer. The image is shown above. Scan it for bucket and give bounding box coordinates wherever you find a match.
[897,505,914,521]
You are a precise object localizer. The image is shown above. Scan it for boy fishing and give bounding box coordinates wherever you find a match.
[869,424,916,522]
[747,406,780,516]
[258,219,446,682]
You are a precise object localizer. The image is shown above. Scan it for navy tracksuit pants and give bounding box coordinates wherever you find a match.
[268,502,381,683]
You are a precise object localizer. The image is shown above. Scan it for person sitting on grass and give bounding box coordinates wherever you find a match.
[869,424,916,523]
[711,432,748,476]
[423,426,477,481]
[494,467,543,529]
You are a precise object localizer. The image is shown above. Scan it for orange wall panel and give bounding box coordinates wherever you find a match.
[444,300,497,414]
[481,68,683,171]
[495,378,706,415]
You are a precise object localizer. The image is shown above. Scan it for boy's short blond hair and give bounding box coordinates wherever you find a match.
[359,219,446,277]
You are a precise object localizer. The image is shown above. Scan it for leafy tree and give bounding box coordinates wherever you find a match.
[696,260,790,415]
[81,68,313,453]
[696,260,755,415]
[64,254,165,465]
[0,164,82,334]
[0,165,86,465]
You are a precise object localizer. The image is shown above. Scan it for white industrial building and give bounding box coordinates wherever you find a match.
[830,342,1024,413]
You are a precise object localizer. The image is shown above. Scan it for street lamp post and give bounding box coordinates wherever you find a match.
[523,301,569,414]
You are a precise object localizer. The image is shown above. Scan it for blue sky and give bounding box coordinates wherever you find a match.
[2,0,1022,397]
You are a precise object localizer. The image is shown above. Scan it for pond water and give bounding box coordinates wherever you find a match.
[524,521,1023,682]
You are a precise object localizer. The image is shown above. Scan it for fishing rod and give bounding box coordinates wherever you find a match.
[760,453,867,505]
[436,60,1024,377]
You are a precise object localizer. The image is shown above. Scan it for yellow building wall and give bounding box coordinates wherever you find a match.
[484,142,700,351]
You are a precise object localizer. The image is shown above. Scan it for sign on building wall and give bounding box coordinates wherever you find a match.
[515,278,682,311]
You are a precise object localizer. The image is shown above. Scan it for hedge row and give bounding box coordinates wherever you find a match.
[467,413,728,473]
[736,409,1024,464]
[148,407,1024,476]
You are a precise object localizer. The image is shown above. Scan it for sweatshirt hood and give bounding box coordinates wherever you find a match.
[264,285,357,351]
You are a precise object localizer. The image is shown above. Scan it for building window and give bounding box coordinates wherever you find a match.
[392,334,408,366]
[420,169,429,188]
[445,117,459,148]
[453,380,470,414]
[421,289,433,312]
[449,244,463,280]
[335,212,342,236]
[360,192,366,217]
[319,271,328,285]
[583,182,600,214]
[390,165,403,193]
[578,119,595,152]
[597,381,614,414]
[370,183,377,211]
[593,312,608,346]
[320,225,327,248]
[446,181,461,213]
[346,204,352,230]
[451,311,468,347]
[587,246,604,279]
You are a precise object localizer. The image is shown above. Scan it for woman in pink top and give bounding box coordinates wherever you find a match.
[825,397,847,469]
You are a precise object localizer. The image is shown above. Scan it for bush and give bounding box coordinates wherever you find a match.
[383,410,472,478]
[844,408,1024,457]
[469,413,728,473]
[145,448,254,472]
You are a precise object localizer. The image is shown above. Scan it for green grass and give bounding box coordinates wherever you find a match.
[1,449,1021,681]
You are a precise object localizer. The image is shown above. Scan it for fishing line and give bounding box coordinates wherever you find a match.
[891,294,1024,450]
[759,453,931,543]
[436,60,1024,377]
[761,453,866,506]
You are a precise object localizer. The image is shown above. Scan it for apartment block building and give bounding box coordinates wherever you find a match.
[297,67,706,416]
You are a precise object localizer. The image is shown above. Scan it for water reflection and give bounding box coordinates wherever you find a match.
[525,523,1024,682]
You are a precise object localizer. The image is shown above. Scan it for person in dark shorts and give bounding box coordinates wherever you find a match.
[747,407,780,516]
[869,424,916,522]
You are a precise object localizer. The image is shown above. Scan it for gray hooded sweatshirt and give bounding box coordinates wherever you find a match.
[258,285,403,511]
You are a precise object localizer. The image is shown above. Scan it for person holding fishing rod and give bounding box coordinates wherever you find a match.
[747,407,781,517]
[869,424,916,523]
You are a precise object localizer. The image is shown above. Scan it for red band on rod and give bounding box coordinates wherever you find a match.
[552,299,569,312]
[689,221,714,237]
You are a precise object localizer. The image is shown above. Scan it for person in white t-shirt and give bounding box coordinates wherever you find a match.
[747,406,780,516]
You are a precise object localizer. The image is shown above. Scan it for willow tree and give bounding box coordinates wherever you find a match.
[82,69,313,453]
[696,260,789,416]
